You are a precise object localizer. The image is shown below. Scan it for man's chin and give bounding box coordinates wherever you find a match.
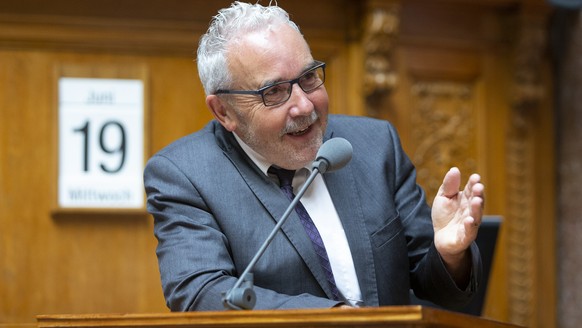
[287,148,321,170]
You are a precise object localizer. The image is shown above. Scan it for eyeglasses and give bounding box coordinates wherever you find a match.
[214,61,326,107]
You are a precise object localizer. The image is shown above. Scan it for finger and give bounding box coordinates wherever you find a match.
[464,216,480,237]
[467,175,485,209]
[462,173,481,199]
[470,196,484,225]
[472,181,485,202]
[438,167,461,198]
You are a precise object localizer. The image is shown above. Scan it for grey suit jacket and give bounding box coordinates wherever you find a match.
[144,114,481,311]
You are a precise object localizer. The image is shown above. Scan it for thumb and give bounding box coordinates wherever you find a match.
[438,167,461,198]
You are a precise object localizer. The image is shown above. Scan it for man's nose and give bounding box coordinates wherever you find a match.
[287,83,314,117]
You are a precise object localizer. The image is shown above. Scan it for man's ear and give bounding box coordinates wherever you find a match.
[206,95,237,132]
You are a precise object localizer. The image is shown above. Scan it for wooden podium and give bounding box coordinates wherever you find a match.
[37,306,521,328]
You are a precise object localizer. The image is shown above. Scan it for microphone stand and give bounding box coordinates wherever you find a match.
[222,159,330,310]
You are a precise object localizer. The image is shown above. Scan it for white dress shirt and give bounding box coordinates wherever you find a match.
[234,134,363,306]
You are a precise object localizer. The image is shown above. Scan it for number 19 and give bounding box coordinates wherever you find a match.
[73,120,127,173]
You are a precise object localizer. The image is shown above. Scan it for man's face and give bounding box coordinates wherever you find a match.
[221,24,329,170]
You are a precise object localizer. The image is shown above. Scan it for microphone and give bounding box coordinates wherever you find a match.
[312,137,353,173]
[222,137,353,310]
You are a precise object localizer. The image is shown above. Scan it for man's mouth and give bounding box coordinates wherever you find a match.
[282,112,319,137]
[289,126,310,136]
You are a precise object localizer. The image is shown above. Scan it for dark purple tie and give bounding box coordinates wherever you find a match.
[268,166,341,301]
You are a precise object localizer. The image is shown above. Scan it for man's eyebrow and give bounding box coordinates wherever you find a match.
[304,61,319,70]
[259,78,280,89]
[259,61,318,89]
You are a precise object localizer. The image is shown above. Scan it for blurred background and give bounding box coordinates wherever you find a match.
[0,0,580,327]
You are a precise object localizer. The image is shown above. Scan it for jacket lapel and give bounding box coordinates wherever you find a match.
[321,128,380,306]
[323,167,379,306]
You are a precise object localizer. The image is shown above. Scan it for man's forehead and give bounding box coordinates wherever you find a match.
[227,29,312,87]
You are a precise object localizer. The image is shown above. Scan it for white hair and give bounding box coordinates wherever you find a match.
[196,1,302,95]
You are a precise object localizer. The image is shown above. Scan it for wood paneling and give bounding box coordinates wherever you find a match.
[361,1,555,327]
[0,1,555,327]
[0,50,205,322]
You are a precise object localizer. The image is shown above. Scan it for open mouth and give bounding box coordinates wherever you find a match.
[289,126,311,136]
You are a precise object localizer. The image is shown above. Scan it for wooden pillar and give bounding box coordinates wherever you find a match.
[506,4,556,327]
[362,0,400,117]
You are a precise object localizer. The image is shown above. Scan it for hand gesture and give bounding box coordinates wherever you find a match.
[431,167,484,272]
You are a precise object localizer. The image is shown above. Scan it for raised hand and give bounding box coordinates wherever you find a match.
[431,167,484,283]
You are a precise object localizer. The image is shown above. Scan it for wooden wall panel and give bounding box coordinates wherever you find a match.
[0,50,210,322]
[0,1,556,327]
[361,1,555,327]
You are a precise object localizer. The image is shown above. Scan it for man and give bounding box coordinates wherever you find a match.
[144,1,484,311]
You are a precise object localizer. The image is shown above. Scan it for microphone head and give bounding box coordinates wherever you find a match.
[312,137,353,173]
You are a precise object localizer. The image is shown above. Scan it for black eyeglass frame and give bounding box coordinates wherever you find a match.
[214,61,326,107]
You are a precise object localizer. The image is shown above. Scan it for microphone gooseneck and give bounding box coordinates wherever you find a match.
[223,137,353,310]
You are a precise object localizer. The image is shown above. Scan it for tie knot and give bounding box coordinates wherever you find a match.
[268,166,296,188]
